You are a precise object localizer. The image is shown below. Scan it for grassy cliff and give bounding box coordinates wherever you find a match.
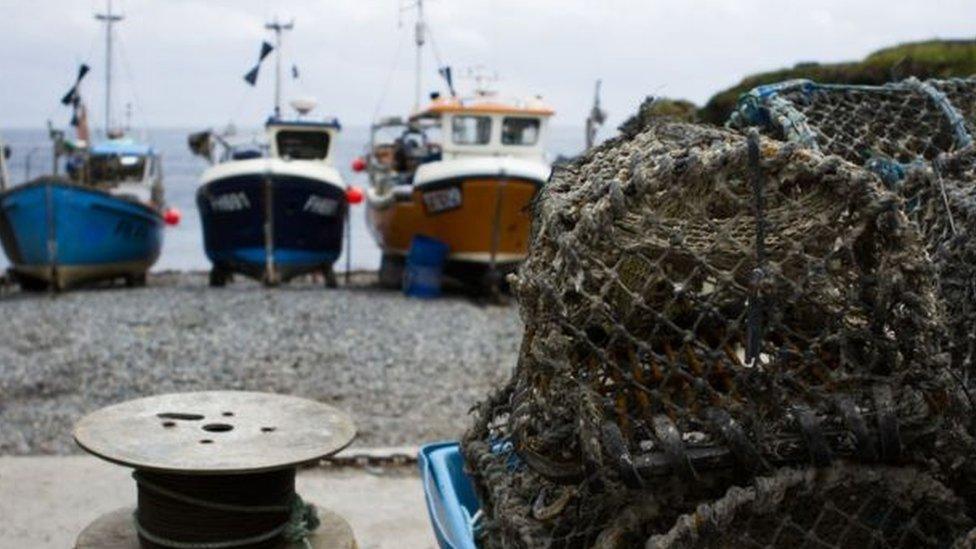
[698,39,976,124]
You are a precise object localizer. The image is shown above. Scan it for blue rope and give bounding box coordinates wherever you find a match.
[729,77,976,185]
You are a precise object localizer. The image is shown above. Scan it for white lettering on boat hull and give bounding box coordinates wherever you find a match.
[303,195,339,216]
[422,187,463,214]
[210,192,251,212]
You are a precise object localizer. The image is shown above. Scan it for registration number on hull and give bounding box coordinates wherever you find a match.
[210,192,251,212]
[303,195,339,216]
[421,187,462,214]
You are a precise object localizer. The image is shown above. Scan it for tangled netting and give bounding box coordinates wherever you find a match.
[731,77,976,390]
[901,152,976,389]
[462,117,976,548]
[728,78,975,166]
[649,465,973,549]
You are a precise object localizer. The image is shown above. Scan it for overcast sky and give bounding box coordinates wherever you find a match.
[0,0,973,131]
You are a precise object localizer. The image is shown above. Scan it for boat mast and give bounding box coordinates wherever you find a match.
[265,17,294,119]
[95,0,123,134]
[413,0,425,111]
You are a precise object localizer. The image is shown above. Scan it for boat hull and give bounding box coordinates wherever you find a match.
[0,179,163,289]
[197,172,347,284]
[366,175,541,278]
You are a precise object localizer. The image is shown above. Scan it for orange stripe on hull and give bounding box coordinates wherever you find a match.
[367,177,538,264]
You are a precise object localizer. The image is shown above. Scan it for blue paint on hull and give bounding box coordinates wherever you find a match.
[0,179,163,286]
[197,172,346,283]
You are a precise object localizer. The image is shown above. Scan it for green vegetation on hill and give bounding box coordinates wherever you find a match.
[618,97,699,137]
[698,39,976,124]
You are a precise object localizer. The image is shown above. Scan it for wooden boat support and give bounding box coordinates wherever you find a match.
[263,169,275,284]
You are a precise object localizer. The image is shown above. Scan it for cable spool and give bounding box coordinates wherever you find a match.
[72,391,358,549]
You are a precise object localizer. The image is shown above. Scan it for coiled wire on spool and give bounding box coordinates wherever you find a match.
[132,469,318,549]
[72,392,358,549]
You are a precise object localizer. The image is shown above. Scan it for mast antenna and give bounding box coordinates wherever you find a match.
[95,0,123,135]
[265,17,295,118]
[586,79,607,150]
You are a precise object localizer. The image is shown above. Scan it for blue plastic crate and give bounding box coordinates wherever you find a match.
[404,235,450,298]
[418,442,480,549]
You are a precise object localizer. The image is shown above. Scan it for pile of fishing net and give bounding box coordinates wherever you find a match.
[462,86,976,547]
[901,150,976,390]
[731,76,976,388]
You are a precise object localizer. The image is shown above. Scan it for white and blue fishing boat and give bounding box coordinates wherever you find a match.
[0,1,174,291]
[190,20,354,287]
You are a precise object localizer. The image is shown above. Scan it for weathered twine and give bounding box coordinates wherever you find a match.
[463,114,976,548]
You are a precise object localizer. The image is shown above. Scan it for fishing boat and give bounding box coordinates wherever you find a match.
[190,20,356,287]
[358,0,555,291]
[0,1,173,291]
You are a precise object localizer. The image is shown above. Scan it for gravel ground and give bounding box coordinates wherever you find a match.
[0,272,521,454]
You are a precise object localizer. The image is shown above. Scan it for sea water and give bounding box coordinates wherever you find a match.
[0,127,586,272]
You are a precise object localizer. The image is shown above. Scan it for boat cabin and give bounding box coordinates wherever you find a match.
[266,118,340,165]
[82,139,159,184]
[190,117,342,166]
[413,96,553,161]
[58,136,163,206]
[368,95,554,181]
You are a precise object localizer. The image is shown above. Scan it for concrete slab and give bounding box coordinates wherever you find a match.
[0,456,437,549]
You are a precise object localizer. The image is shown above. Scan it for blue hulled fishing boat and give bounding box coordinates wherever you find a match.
[0,169,164,291]
[195,117,347,286]
[190,19,356,287]
[0,1,174,291]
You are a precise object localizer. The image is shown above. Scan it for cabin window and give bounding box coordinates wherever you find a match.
[451,116,492,145]
[502,117,541,146]
[276,131,330,160]
[87,154,147,183]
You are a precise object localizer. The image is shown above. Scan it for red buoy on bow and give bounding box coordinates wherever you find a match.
[351,157,367,173]
[346,186,364,205]
[163,207,182,226]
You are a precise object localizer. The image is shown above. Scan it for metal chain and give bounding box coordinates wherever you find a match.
[319,450,417,469]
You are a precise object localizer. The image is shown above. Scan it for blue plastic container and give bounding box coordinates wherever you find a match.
[418,442,480,549]
[404,235,450,298]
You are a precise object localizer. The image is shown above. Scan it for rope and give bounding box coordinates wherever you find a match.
[426,24,446,77]
[371,24,408,122]
[131,468,319,549]
[906,77,973,150]
[113,27,150,138]
[746,131,766,367]
[933,161,959,237]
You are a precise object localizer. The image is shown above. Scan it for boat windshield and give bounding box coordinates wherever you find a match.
[68,139,155,185]
[370,122,442,179]
[501,117,541,146]
[276,130,330,160]
[451,115,491,145]
[86,153,148,183]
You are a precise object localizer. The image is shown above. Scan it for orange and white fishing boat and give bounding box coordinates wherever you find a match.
[359,1,555,289]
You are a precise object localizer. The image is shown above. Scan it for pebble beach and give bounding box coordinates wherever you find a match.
[0,272,522,454]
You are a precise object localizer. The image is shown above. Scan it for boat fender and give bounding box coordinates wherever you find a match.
[346,186,364,205]
[163,207,182,226]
